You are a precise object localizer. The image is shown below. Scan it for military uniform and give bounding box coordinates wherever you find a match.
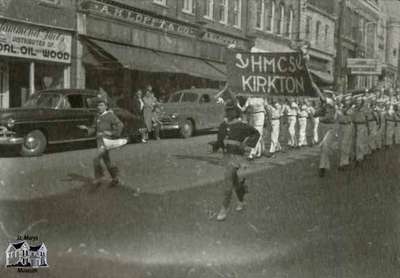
[385,105,395,146]
[267,103,282,154]
[352,104,368,162]
[394,107,400,144]
[337,105,355,168]
[284,102,299,147]
[297,104,309,147]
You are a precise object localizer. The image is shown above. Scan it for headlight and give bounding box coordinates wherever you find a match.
[7,118,15,128]
[171,113,178,119]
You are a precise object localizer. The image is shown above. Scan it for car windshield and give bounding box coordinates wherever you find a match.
[181,93,198,103]
[168,93,182,103]
[23,93,61,108]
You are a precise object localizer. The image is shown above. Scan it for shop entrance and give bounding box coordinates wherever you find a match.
[9,61,30,107]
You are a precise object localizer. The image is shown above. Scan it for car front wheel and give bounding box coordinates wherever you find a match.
[180,120,194,138]
[20,130,47,157]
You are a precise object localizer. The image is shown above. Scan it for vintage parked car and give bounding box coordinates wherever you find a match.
[160,88,225,138]
[0,89,142,156]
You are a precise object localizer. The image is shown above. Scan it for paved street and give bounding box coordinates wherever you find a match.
[0,133,399,277]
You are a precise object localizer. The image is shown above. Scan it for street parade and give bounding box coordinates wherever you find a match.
[1,1,400,278]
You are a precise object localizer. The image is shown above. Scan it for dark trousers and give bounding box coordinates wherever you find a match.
[222,159,246,209]
[93,148,118,180]
[153,123,161,139]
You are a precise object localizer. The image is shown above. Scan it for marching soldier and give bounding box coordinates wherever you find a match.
[284,98,299,148]
[308,100,320,145]
[297,99,309,147]
[266,97,283,157]
[394,104,400,145]
[337,97,355,170]
[385,102,395,148]
[352,96,369,164]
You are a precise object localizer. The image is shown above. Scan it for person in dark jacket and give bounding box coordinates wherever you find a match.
[209,102,261,221]
[79,99,124,186]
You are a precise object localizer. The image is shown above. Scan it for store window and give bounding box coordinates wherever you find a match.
[34,63,64,92]
[204,0,214,19]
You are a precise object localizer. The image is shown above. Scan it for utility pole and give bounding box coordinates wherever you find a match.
[334,0,346,92]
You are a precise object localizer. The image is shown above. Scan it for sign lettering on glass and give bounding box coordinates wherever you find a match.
[226,51,317,96]
[0,20,72,63]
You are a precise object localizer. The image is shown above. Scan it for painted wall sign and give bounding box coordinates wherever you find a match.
[82,0,197,38]
[0,20,72,63]
[226,51,318,96]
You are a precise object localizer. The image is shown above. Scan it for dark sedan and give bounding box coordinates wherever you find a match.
[0,89,142,156]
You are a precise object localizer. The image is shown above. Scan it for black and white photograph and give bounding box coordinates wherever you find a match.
[0,0,399,277]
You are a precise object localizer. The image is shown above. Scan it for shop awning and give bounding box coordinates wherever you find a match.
[158,52,226,81]
[310,69,334,85]
[83,38,226,81]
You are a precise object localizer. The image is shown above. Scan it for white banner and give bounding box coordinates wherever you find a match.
[0,20,72,63]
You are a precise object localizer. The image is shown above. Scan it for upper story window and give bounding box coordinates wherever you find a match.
[285,8,293,38]
[324,25,329,42]
[233,0,242,28]
[265,0,275,32]
[255,0,264,29]
[183,0,194,14]
[305,16,312,39]
[39,0,60,4]
[218,0,228,24]
[276,4,284,35]
[153,0,167,6]
[316,20,321,43]
[204,0,214,19]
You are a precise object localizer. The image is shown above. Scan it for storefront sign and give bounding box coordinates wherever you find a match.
[82,0,197,38]
[226,51,317,96]
[347,58,381,75]
[0,20,72,63]
[202,31,246,48]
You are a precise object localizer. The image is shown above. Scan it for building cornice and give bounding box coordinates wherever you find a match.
[306,3,337,21]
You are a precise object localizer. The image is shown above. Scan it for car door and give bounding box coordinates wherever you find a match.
[180,92,202,128]
[199,92,224,129]
[59,93,95,141]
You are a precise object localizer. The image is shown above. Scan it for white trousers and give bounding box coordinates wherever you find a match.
[312,118,320,144]
[269,119,281,153]
[298,118,308,146]
[287,116,297,147]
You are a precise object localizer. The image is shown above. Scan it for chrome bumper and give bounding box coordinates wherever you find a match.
[0,127,23,145]
[160,124,180,131]
[0,136,24,145]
